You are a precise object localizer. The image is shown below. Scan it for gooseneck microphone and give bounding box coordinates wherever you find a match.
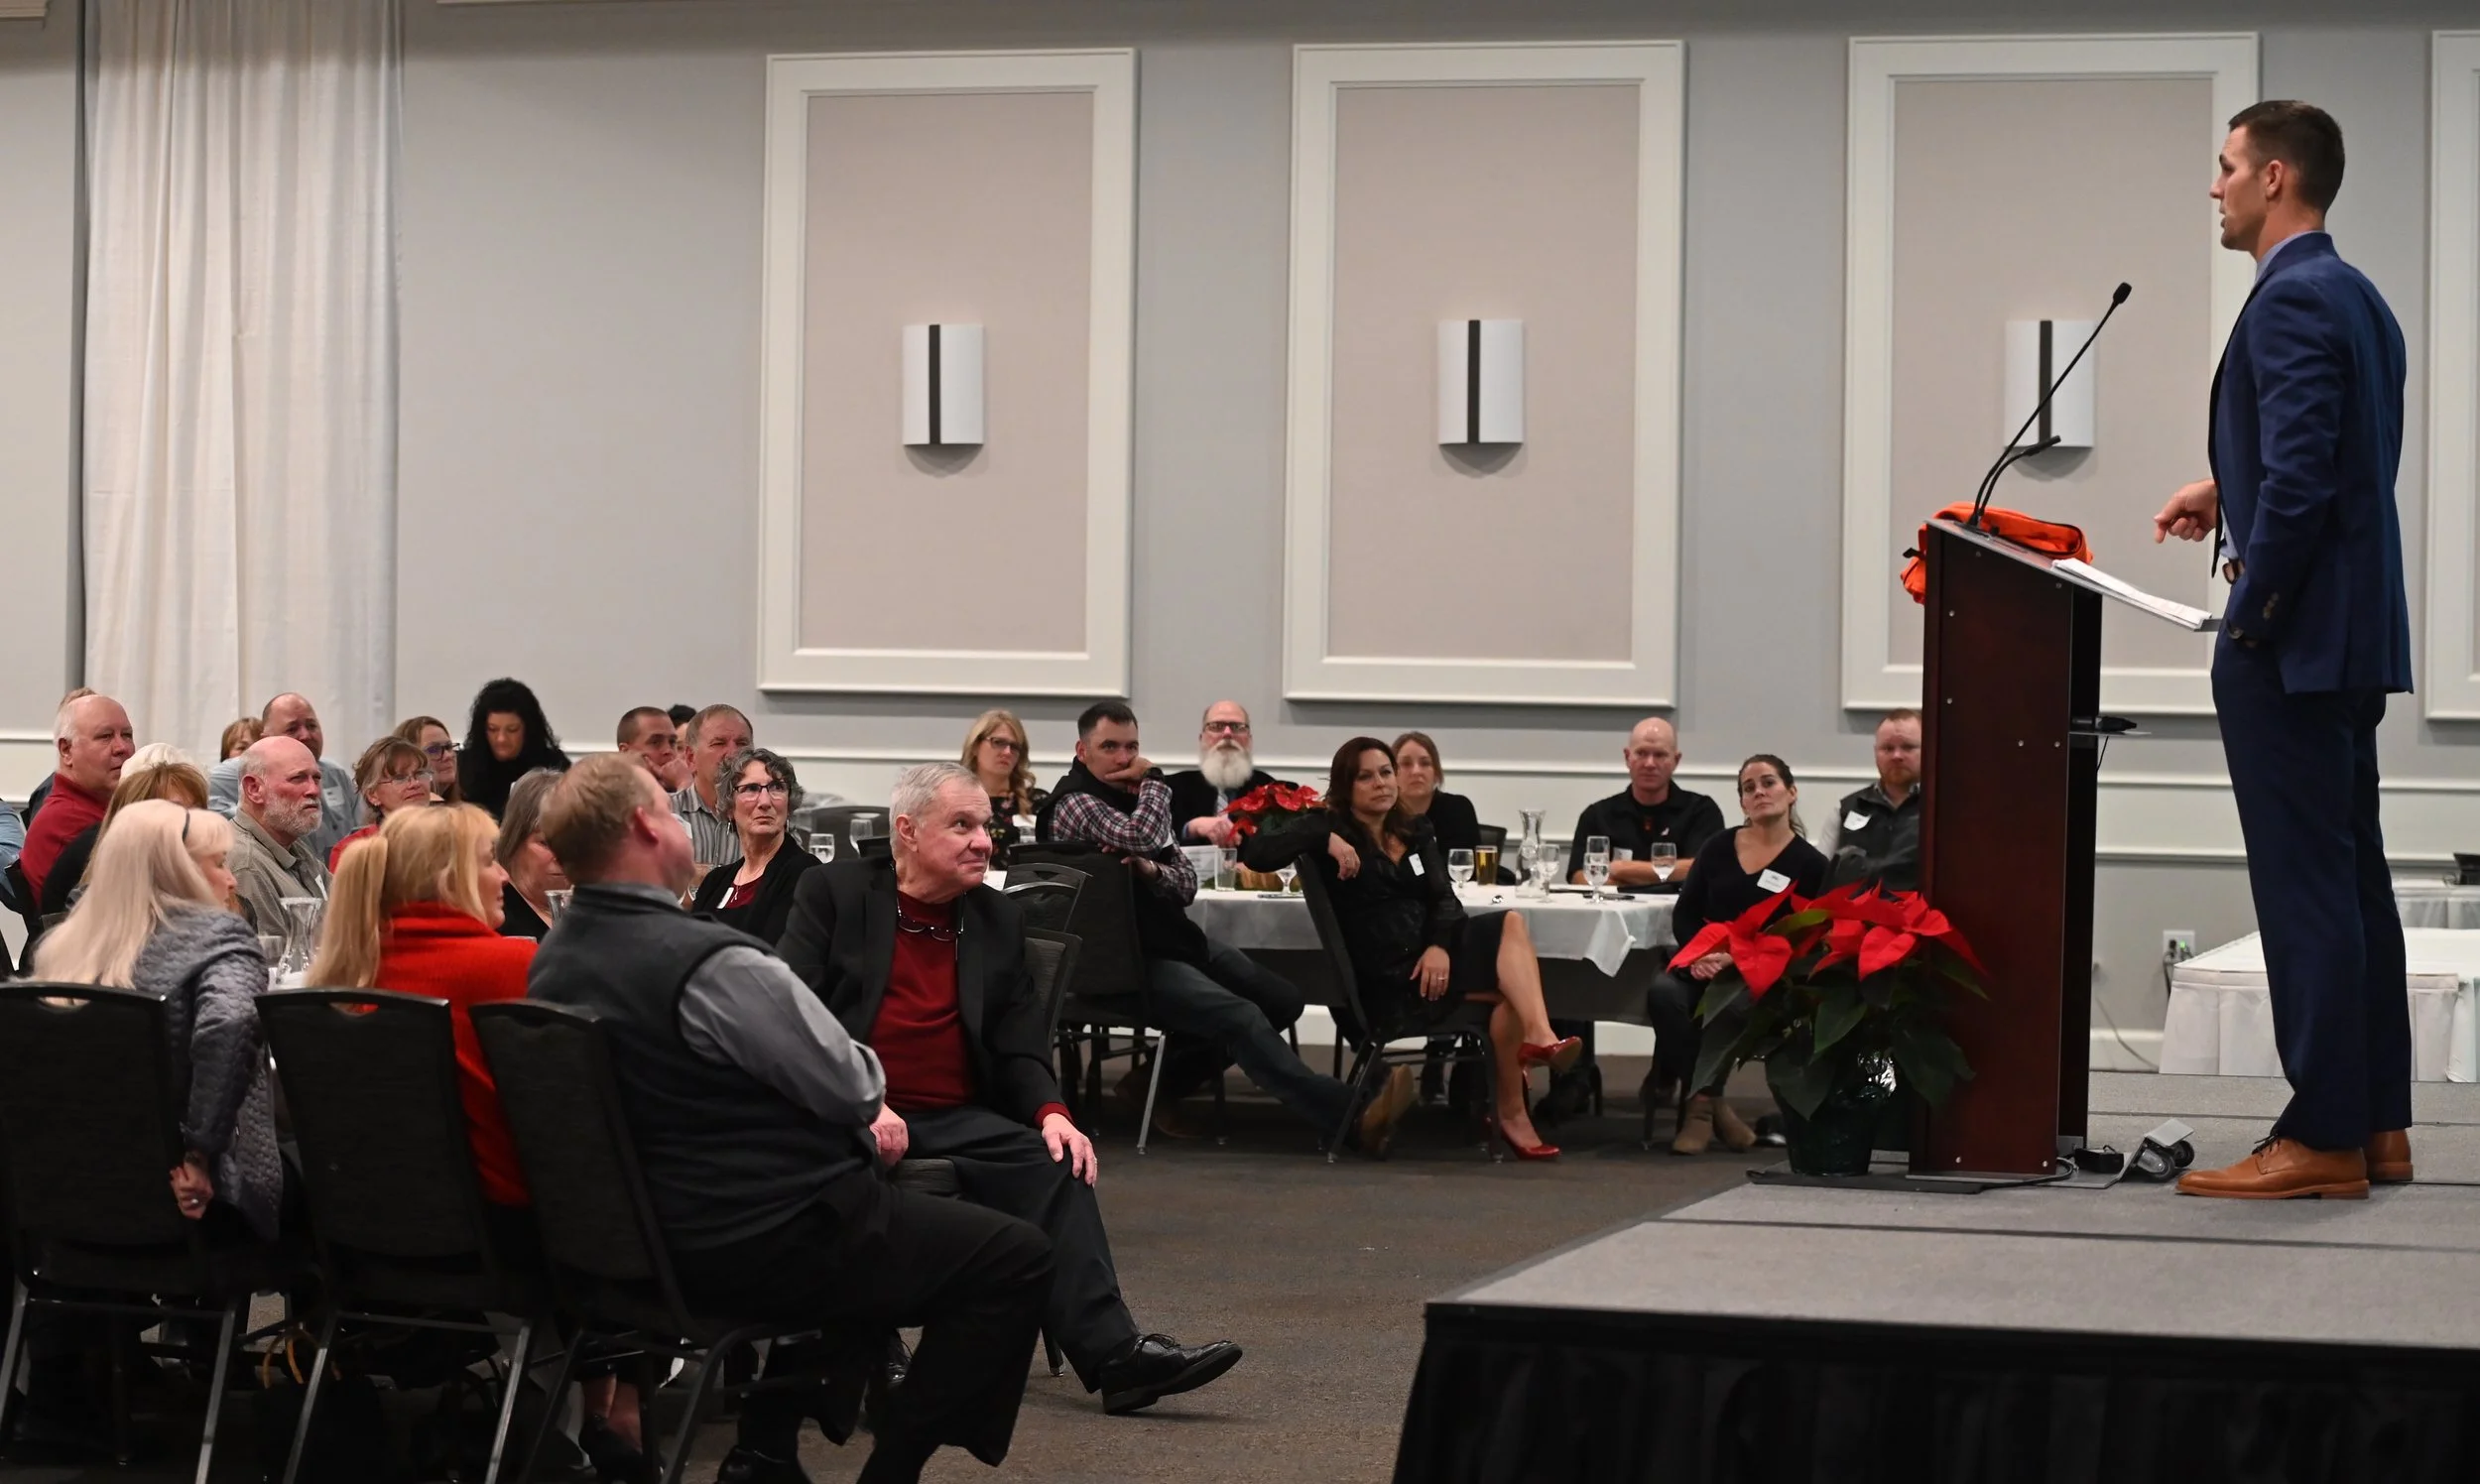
[1968,282,2132,532]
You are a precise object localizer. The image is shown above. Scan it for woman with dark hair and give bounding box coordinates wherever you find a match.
[393,715,464,804]
[1651,753,1828,1156]
[690,747,818,944]
[456,679,570,818]
[1242,737,1580,1160]
[1390,731,1481,855]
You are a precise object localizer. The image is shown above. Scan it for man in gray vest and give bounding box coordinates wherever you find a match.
[1820,708,1923,894]
[529,755,1054,1484]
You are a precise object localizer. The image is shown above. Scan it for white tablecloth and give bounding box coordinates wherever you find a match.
[1185,885,1674,977]
[2393,877,2480,929]
[2160,928,2480,1082]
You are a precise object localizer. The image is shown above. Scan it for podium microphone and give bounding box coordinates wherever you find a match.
[1968,282,2132,531]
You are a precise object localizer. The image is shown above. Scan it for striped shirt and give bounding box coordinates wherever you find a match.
[671,785,739,868]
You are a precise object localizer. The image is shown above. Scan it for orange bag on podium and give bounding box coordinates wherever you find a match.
[1899,505,2093,603]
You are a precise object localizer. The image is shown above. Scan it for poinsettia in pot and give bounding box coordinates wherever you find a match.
[1668,882,1987,1176]
[1225,782,1324,890]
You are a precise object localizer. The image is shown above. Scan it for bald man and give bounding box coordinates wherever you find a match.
[1564,718,1726,888]
[208,692,358,864]
[1163,701,1290,846]
[20,692,136,904]
[226,737,333,932]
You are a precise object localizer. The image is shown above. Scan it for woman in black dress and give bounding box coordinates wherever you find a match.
[689,747,818,945]
[1389,730,1481,855]
[1243,737,1580,1159]
[456,678,571,819]
[1651,753,1828,1156]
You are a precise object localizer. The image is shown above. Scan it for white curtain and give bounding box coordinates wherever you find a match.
[83,0,398,757]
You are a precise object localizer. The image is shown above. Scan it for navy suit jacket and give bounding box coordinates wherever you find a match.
[2209,233,2411,694]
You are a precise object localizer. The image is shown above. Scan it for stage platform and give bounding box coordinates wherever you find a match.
[1396,1072,2480,1483]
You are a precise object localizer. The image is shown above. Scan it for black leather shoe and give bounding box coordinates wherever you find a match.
[1096,1334,1243,1415]
[714,1445,811,1484]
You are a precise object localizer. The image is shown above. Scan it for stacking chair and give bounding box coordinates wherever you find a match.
[468,1000,843,1484]
[258,988,554,1484]
[0,982,302,1482]
[1002,861,1086,935]
[1294,855,1498,1163]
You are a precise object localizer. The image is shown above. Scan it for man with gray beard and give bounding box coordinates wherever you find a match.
[226,736,332,932]
[1164,700,1291,847]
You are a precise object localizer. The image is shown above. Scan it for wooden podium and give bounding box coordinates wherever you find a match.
[1915,518,2210,1176]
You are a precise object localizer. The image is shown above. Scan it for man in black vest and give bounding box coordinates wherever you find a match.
[781,761,1242,1415]
[1821,708,1923,893]
[529,756,1054,1484]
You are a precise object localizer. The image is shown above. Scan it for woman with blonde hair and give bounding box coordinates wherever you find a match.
[218,717,263,762]
[34,800,281,1239]
[37,747,213,918]
[960,708,1046,863]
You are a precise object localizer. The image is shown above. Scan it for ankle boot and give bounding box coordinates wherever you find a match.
[1711,1097,1758,1152]
[1671,1094,1717,1156]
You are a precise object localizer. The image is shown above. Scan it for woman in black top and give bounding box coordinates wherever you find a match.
[493,770,568,941]
[1390,731,1482,856]
[962,709,1050,867]
[456,678,572,819]
[690,747,819,945]
[1651,753,1828,1156]
[1244,737,1581,1159]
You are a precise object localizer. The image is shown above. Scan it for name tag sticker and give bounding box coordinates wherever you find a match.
[1844,810,1870,833]
[1757,868,1793,894]
[1409,853,1426,877]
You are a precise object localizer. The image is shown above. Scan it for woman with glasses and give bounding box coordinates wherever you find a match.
[326,737,436,869]
[1651,754,1828,1156]
[392,714,464,805]
[960,709,1047,864]
[689,747,818,944]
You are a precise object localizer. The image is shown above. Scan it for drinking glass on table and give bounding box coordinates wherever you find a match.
[1650,841,1677,882]
[1473,843,1499,885]
[1218,847,1238,891]
[546,889,574,922]
[1276,862,1298,894]
[1582,836,1612,901]
[849,815,878,846]
[810,833,837,867]
[1447,848,1475,887]
[278,897,323,977]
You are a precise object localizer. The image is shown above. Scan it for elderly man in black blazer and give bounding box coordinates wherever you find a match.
[779,761,1241,1416]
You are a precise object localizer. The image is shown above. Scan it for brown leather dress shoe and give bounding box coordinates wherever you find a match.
[2365,1129,2414,1183]
[2176,1137,2369,1199]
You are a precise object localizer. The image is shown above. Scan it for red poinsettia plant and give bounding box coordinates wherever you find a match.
[1225,782,1323,841]
[1668,882,1987,1120]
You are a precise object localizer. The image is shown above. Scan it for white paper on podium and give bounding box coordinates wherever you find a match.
[2051,558,2217,631]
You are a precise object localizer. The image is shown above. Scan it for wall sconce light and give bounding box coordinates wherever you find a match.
[2004,318,2095,449]
[903,323,984,446]
[1437,318,1524,446]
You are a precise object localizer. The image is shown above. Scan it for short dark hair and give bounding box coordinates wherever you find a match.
[2230,100,2344,212]
[616,705,669,747]
[1077,700,1137,738]
[667,703,696,728]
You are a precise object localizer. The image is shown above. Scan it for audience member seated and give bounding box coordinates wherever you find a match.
[394,714,464,804]
[227,738,334,932]
[1244,739,1580,1159]
[616,704,692,793]
[671,703,754,868]
[208,693,359,864]
[21,691,136,906]
[456,678,571,819]
[39,747,211,918]
[218,716,262,762]
[691,747,820,945]
[1648,755,1828,1156]
[35,800,280,1240]
[782,762,1243,1414]
[529,756,1054,1484]
[1039,702,1373,1148]
[1389,731,1481,856]
[0,799,21,909]
[1819,707,1922,893]
[962,709,1049,865]
[325,737,435,869]
[1567,717,1726,889]
[20,686,98,825]
[493,770,569,940]
[1163,700,1287,846]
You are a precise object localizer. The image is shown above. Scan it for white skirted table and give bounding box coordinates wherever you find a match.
[2392,877,2480,929]
[2159,928,2480,1082]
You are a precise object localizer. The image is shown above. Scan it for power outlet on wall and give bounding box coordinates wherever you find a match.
[2162,929,2197,964]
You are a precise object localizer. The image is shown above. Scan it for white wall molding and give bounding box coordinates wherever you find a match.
[0,3,48,21]
[1840,33,2259,715]
[0,730,53,802]
[756,50,1135,697]
[2425,32,2480,716]
[1282,41,1684,707]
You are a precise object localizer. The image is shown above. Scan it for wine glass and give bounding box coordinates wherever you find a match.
[810,833,838,867]
[1582,836,1612,901]
[1650,841,1677,882]
[849,815,878,846]
[545,889,574,922]
[1276,862,1298,894]
[1447,848,1475,887]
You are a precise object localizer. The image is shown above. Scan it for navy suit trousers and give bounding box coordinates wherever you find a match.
[2211,634,2411,1148]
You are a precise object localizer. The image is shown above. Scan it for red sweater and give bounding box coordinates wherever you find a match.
[872,892,1068,1128]
[21,774,107,906]
[374,903,535,1205]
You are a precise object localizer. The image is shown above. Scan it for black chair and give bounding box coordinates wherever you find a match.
[0,982,301,1480]
[3,861,44,968]
[258,988,553,1484]
[1294,854,1497,1163]
[468,1000,846,1484]
[1009,847,1223,1151]
[1003,861,1086,936]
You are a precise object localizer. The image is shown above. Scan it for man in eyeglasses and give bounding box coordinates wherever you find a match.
[1164,700,1291,847]
[207,692,358,865]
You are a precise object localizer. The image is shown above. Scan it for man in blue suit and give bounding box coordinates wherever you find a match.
[2155,101,2412,1199]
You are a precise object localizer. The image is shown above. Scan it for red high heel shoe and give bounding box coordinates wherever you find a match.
[1486,1110,1560,1161]
[1519,1036,1584,1077]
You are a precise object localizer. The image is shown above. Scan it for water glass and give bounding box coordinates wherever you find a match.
[1582,836,1612,901]
[279,897,324,977]
[546,889,574,921]
[1218,847,1238,891]
[1650,842,1677,881]
[810,834,838,866]
[1447,848,1475,887]
[849,814,879,844]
